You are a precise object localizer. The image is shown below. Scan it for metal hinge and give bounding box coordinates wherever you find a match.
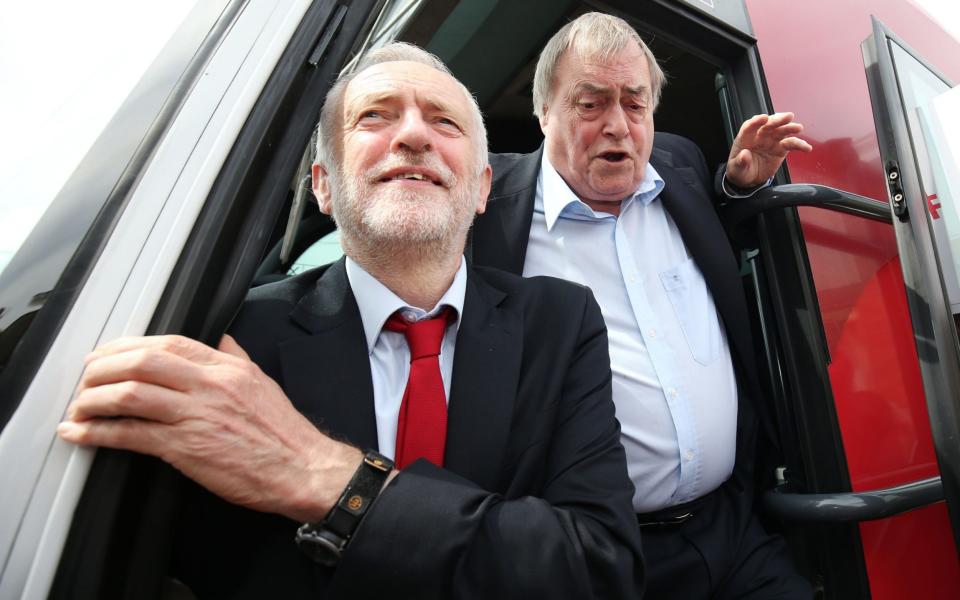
[886,160,907,221]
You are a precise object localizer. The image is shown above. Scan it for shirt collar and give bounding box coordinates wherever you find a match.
[345,256,466,354]
[540,154,665,231]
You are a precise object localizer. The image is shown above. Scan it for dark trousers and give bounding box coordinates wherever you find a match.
[639,484,813,599]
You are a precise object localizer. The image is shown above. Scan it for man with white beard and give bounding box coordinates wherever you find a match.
[57,43,644,599]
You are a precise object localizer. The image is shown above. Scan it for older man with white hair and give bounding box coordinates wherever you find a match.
[473,12,814,599]
[58,43,643,599]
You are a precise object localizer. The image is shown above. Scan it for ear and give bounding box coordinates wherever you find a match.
[538,105,550,133]
[312,163,333,215]
[474,164,492,215]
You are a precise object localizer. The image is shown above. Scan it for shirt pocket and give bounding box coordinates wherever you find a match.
[659,258,722,366]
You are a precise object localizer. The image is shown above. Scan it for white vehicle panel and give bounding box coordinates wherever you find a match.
[0,1,312,597]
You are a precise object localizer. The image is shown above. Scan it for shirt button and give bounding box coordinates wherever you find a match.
[402,310,416,322]
[684,451,694,462]
[648,329,657,339]
[667,387,678,398]
[627,275,638,284]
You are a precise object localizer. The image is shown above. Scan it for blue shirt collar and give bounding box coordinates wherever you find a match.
[540,154,665,231]
[345,256,466,354]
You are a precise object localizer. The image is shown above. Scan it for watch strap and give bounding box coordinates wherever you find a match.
[295,449,394,564]
[324,451,393,537]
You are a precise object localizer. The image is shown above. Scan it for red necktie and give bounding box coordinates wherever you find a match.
[383,307,453,469]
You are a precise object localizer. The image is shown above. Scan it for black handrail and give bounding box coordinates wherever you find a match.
[763,476,943,522]
[723,184,892,240]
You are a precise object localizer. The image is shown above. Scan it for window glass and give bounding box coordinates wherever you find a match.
[918,85,960,315]
[0,0,197,279]
[288,230,345,275]
[0,0,209,411]
[888,41,960,313]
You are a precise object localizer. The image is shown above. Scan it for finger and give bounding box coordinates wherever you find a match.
[58,417,167,458]
[780,137,813,152]
[736,114,770,140]
[81,346,201,392]
[218,334,252,361]
[761,112,795,128]
[88,335,215,364]
[68,380,187,423]
[762,122,804,138]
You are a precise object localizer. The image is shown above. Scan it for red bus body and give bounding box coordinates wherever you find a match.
[748,1,960,596]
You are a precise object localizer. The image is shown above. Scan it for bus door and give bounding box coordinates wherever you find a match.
[861,16,960,555]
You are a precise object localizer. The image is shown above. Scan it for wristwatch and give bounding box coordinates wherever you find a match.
[295,449,394,566]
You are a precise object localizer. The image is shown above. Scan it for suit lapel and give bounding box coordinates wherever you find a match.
[470,147,543,275]
[444,269,521,490]
[278,258,379,451]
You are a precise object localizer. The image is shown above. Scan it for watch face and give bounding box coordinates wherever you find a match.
[296,526,343,566]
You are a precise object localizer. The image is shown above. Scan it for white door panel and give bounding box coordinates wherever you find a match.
[0,1,312,597]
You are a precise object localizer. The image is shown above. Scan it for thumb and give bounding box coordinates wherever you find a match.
[219,334,252,361]
[727,149,752,182]
[734,148,752,170]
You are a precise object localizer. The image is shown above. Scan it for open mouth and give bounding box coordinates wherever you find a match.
[599,152,628,163]
[379,171,443,186]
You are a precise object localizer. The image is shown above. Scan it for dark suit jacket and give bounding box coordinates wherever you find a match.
[174,258,643,599]
[471,132,768,511]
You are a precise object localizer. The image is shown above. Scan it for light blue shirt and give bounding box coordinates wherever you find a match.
[522,156,739,512]
[346,256,466,460]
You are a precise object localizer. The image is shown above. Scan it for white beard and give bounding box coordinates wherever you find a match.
[330,152,479,250]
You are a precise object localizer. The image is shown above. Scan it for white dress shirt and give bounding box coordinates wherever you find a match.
[345,256,466,460]
[522,156,739,512]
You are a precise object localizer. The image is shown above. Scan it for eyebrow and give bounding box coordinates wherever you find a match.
[574,83,611,96]
[346,90,460,118]
[422,97,458,115]
[573,82,649,98]
[345,90,396,116]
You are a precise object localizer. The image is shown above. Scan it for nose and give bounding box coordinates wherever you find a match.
[391,109,432,153]
[602,104,629,140]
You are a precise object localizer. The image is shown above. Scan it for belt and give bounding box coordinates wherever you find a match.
[636,487,719,530]
[636,511,694,529]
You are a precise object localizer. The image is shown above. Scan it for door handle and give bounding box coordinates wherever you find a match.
[763,476,943,522]
[722,183,891,245]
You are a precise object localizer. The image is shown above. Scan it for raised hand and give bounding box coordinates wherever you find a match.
[727,112,812,188]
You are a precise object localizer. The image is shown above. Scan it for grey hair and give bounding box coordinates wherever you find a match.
[315,42,488,173]
[531,12,665,119]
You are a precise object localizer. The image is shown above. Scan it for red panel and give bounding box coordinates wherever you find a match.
[859,504,960,600]
[827,249,936,490]
[746,0,960,597]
